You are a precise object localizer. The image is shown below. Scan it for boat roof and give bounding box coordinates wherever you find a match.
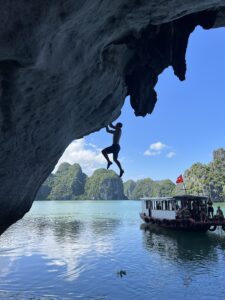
[141,195,208,202]
[173,195,208,201]
[141,197,173,201]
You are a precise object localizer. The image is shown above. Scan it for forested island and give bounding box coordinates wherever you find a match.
[184,148,225,201]
[36,148,225,201]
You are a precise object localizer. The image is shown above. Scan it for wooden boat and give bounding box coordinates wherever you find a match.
[140,195,225,233]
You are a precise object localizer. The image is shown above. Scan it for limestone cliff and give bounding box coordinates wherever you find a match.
[37,164,178,200]
[184,148,225,201]
[84,169,126,200]
[124,180,137,199]
[36,163,87,200]
[126,178,176,199]
[1,1,225,233]
[35,174,55,200]
[36,163,125,200]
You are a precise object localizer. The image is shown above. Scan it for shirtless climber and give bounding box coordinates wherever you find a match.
[102,123,124,177]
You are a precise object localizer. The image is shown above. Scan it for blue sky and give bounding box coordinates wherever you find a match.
[56,27,225,183]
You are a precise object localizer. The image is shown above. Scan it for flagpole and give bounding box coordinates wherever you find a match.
[183,175,187,194]
[176,175,186,195]
[183,181,187,195]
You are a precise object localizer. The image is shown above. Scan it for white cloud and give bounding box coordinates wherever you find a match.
[144,141,168,156]
[167,151,176,158]
[144,141,176,158]
[150,142,167,151]
[54,138,105,175]
[144,150,161,156]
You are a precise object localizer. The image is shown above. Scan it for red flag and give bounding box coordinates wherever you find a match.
[176,175,183,184]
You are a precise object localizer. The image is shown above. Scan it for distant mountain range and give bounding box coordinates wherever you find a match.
[36,163,126,200]
[35,163,175,201]
[36,148,225,201]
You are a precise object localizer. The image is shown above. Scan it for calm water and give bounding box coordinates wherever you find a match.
[1,201,225,300]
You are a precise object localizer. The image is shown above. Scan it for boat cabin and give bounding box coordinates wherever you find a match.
[141,195,208,220]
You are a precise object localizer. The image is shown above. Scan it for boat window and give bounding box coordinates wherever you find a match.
[146,201,152,209]
[156,202,162,210]
[172,201,175,210]
[165,201,169,210]
[176,200,181,210]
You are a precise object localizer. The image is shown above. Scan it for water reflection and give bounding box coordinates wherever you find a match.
[28,217,84,241]
[0,211,122,285]
[2,200,225,300]
[90,218,121,235]
[142,226,225,264]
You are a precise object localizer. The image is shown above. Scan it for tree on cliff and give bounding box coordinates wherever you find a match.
[184,148,225,201]
[125,178,176,200]
[36,163,87,200]
[36,148,225,201]
[83,169,126,200]
[124,180,136,199]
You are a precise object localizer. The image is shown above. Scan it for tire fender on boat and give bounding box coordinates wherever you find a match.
[208,225,217,232]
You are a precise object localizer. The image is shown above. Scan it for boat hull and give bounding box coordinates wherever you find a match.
[140,213,225,233]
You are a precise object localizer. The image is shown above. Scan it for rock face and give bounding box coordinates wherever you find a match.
[36,163,87,200]
[35,174,55,200]
[213,148,225,164]
[36,164,177,200]
[184,148,225,201]
[126,178,176,199]
[0,1,225,233]
[124,180,137,199]
[36,163,125,200]
[84,169,126,200]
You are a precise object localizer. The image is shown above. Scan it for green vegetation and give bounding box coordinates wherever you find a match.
[36,164,125,200]
[184,148,225,201]
[84,169,125,200]
[123,180,136,199]
[36,163,87,200]
[154,179,177,197]
[36,148,225,201]
[124,178,176,199]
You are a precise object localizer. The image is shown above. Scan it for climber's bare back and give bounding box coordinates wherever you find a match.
[113,127,121,145]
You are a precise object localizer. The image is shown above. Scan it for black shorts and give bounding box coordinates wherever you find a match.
[104,144,120,159]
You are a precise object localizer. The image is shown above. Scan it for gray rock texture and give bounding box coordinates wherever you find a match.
[84,169,126,200]
[127,178,176,200]
[184,148,225,201]
[0,1,225,233]
[36,163,87,200]
[124,180,137,199]
[213,148,225,162]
